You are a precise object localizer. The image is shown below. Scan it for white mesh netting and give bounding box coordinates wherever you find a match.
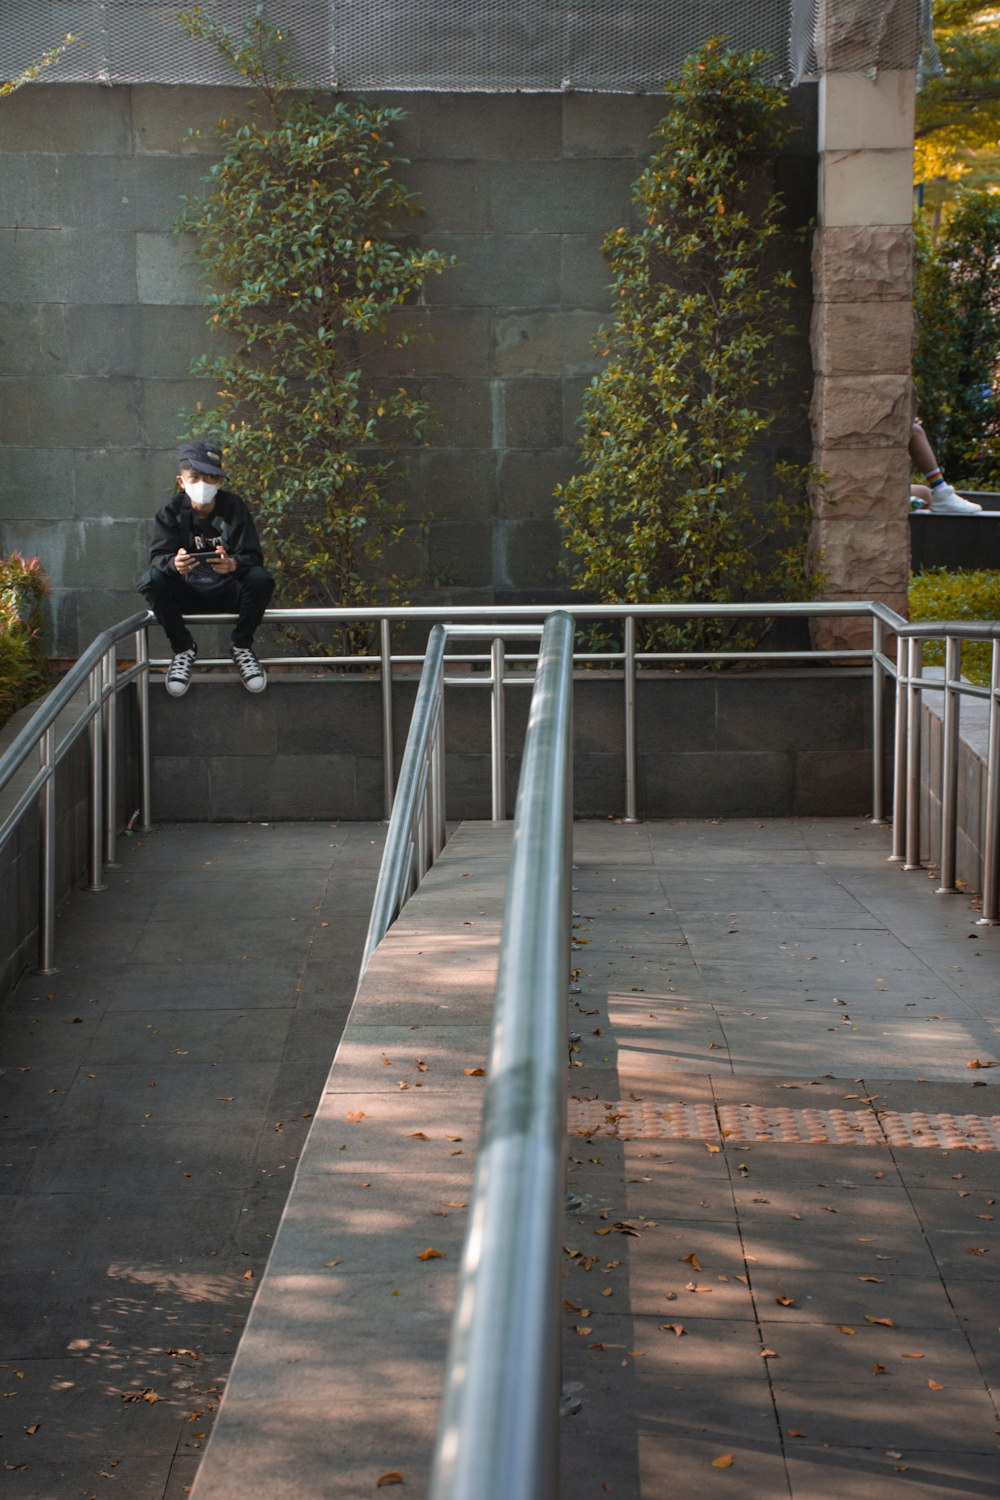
[0,0,925,92]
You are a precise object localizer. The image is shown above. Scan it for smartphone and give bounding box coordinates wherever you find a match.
[189,549,223,561]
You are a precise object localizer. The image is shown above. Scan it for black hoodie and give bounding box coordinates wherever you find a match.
[139,489,266,591]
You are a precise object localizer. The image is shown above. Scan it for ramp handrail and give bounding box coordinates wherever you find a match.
[0,610,153,973]
[428,610,574,1500]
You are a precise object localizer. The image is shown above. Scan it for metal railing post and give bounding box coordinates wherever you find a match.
[623,613,639,822]
[136,622,152,832]
[430,675,446,859]
[491,636,506,821]
[36,727,57,975]
[978,640,1000,925]
[86,663,106,892]
[870,613,886,823]
[102,643,119,867]
[380,616,394,819]
[937,634,961,894]
[890,633,909,861]
[904,636,923,870]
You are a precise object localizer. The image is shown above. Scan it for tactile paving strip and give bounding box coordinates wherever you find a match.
[568,1100,1000,1150]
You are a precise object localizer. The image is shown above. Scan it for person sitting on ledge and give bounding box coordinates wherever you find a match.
[909,417,982,514]
[138,440,275,697]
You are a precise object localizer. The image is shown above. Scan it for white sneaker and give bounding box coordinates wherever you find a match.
[929,484,982,514]
[165,646,197,697]
[231,644,267,693]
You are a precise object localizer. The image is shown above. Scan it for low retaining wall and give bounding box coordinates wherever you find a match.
[919,672,991,893]
[149,667,877,822]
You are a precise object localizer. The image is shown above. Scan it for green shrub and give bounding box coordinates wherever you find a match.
[554,38,814,656]
[176,5,454,651]
[0,552,49,730]
[909,567,1000,685]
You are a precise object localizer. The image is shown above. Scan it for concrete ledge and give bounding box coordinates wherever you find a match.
[919,667,991,892]
[190,823,510,1500]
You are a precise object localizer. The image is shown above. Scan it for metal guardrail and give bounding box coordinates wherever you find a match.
[0,610,153,974]
[428,610,574,1500]
[870,603,1000,924]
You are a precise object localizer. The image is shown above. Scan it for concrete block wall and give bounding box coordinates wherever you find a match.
[0,82,817,659]
[148,668,875,823]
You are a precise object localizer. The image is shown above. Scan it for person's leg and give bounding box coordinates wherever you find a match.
[140,571,198,653]
[231,567,275,648]
[908,419,981,512]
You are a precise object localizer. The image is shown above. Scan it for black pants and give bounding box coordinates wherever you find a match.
[140,567,275,653]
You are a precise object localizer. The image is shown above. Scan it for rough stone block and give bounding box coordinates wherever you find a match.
[493,310,603,377]
[502,515,562,588]
[809,512,909,596]
[813,447,911,519]
[0,303,66,376]
[0,447,76,519]
[416,377,492,448]
[560,233,613,311]
[401,161,491,232]
[820,147,914,228]
[502,378,564,449]
[140,377,215,447]
[0,153,60,229]
[497,448,574,519]
[136,231,202,306]
[0,84,131,154]
[139,304,222,379]
[815,0,919,73]
[131,85,255,155]
[76,448,158,521]
[423,232,560,307]
[811,299,914,376]
[0,376,141,449]
[427,521,494,588]
[408,448,496,522]
[489,159,633,234]
[811,374,911,450]
[64,305,141,377]
[414,93,561,160]
[76,588,144,650]
[812,225,913,302]
[65,230,140,306]
[363,310,491,379]
[793,750,872,815]
[819,70,916,152]
[0,228,68,303]
[642,750,794,819]
[562,94,664,159]
[59,154,207,234]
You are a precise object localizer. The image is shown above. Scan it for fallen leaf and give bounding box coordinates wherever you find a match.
[839,1326,857,1336]
[901,1352,925,1359]
[760,1348,778,1359]
[775,1295,795,1307]
[704,1143,721,1154]
[345,1110,366,1122]
[408,1132,429,1140]
[680,1252,702,1270]
[787,1429,807,1438]
[323,1260,341,1268]
[858,1277,885,1284]
[23,1424,40,1435]
[927,1379,944,1390]
[711,1453,734,1468]
[376,1471,405,1487]
[463,1067,485,1077]
[872,1363,886,1375]
[659,1323,686,1336]
[966,1059,998,1069]
[416,1248,446,1261]
[865,1316,894,1327]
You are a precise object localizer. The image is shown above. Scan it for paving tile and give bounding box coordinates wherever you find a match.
[784,1450,1000,1499]
[771,1376,1000,1453]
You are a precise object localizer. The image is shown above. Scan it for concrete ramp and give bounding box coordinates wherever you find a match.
[190,822,512,1499]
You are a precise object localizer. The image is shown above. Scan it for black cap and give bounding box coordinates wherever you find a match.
[178,440,226,477]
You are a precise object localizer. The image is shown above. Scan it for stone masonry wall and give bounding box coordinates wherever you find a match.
[0,84,817,659]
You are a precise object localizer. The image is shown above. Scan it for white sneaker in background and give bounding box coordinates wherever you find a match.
[929,484,982,514]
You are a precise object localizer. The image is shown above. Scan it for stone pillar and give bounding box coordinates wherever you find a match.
[810,2,919,648]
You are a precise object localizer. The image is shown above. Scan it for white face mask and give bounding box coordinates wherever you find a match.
[184,480,219,509]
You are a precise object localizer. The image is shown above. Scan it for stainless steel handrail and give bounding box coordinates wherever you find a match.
[870,604,1000,924]
[428,610,574,1500]
[0,610,153,973]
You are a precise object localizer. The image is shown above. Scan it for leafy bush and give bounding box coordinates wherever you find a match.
[913,192,1000,487]
[555,38,814,656]
[177,5,454,648]
[909,567,1000,685]
[0,553,49,730]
